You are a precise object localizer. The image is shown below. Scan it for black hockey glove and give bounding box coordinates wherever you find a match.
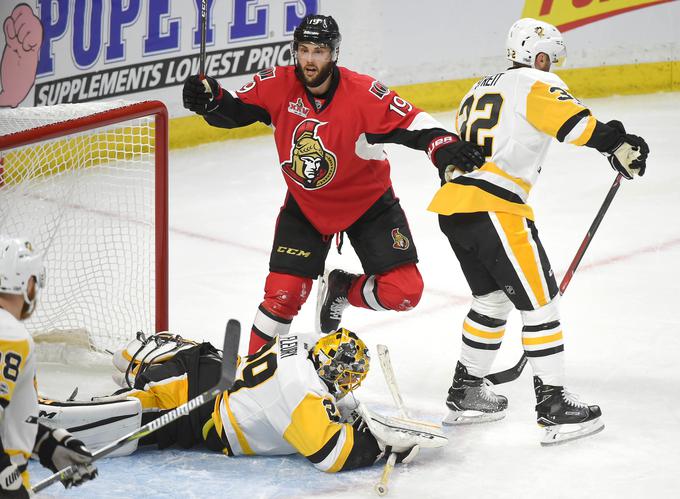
[35,426,98,488]
[183,75,222,115]
[427,134,485,181]
[383,445,420,464]
[0,456,29,499]
[603,120,649,180]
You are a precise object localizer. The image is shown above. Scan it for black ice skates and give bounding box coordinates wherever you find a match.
[316,269,357,334]
[534,376,605,446]
[443,362,508,425]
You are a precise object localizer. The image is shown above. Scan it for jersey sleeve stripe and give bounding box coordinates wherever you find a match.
[556,109,591,142]
[306,427,341,464]
[569,115,597,146]
[327,425,354,472]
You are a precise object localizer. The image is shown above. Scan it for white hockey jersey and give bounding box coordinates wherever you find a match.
[213,335,373,472]
[0,307,38,488]
[429,67,598,220]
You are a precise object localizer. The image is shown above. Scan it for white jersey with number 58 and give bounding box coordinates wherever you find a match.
[429,67,599,220]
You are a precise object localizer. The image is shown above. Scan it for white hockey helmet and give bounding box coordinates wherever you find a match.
[506,18,567,68]
[0,235,46,314]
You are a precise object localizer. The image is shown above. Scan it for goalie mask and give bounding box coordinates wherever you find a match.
[506,18,567,69]
[0,235,46,315]
[312,328,369,396]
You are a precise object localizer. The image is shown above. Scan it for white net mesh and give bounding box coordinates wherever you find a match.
[0,100,166,353]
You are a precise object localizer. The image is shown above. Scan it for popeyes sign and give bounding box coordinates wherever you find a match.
[523,0,677,31]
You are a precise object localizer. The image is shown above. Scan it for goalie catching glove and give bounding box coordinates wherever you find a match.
[602,120,649,180]
[355,403,448,465]
[34,425,98,489]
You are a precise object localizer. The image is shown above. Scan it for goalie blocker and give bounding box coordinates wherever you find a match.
[39,330,447,471]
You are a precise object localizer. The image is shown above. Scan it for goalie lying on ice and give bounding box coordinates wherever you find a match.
[38,328,446,472]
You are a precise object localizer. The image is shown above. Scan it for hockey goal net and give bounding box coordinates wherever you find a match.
[0,100,168,355]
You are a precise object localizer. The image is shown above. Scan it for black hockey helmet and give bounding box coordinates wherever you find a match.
[292,15,341,61]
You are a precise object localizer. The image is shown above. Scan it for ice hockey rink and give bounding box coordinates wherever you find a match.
[31,91,680,498]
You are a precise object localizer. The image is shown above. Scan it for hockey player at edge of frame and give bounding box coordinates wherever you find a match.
[428,18,649,445]
[0,235,98,497]
[36,329,447,475]
[183,15,486,356]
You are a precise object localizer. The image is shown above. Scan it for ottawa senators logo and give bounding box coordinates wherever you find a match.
[281,119,337,190]
[391,228,410,251]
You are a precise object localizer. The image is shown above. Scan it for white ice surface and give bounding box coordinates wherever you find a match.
[33,92,680,498]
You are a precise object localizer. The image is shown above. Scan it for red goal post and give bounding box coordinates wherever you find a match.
[0,100,168,354]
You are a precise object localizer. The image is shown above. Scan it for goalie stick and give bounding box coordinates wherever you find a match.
[32,319,241,494]
[374,344,409,497]
[484,173,624,385]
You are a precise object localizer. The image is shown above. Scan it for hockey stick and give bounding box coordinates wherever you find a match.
[374,344,408,497]
[199,0,208,78]
[32,319,241,494]
[484,173,624,385]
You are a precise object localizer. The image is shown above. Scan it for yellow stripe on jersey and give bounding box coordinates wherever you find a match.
[570,115,597,146]
[482,162,532,194]
[427,182,535,220]
[522,331,564,345]
[125,374,188,411]
[495,212,549,306]
[0,338,31,403]
[526,80,589,139]
[283,393,349,468]
[463,322,505,339]
[223,393,254,455]
[327,426,354,473]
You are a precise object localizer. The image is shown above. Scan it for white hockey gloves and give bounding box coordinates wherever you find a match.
[0,459,28,498]
[34,426,98,488]
[356,403,448,464]
[603,120,649,180]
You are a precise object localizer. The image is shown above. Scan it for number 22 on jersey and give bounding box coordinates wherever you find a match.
[457,93,504,158]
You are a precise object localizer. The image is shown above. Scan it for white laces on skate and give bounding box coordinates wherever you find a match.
[561,389,587,408]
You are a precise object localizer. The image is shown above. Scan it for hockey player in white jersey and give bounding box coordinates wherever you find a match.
[0,235,97,497]
[428,18,648,444]
[39,328,438,473]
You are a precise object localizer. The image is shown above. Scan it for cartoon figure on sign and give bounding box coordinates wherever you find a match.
[281,119,337,189]
[0,4,43,108]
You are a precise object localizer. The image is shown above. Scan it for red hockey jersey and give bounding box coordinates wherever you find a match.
[207,66,447,235]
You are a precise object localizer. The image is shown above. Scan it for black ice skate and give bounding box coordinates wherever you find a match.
[443,362,508,425]
[315,269,357,334]
[534,376,605,446]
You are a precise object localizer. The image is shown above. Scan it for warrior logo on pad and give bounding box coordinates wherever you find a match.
[281,119,337,190]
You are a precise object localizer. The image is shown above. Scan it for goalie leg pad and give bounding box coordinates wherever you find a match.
[356,403,448,452]
[38,397,142,457]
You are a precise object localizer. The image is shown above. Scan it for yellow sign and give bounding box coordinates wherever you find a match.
[522,0,676,31]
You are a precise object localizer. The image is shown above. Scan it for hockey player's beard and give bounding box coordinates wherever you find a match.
[296,61,334,89]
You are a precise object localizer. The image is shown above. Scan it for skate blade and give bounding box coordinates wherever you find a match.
[540,417,605,446]
[443,409,506,426]
[314,269,331,334]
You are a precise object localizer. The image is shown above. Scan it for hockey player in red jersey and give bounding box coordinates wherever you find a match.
[183,15,485,354]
